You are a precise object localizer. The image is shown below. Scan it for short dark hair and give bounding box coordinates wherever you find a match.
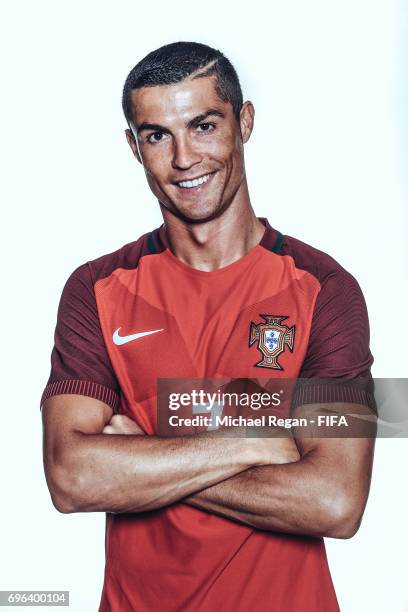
[122,41,243,124]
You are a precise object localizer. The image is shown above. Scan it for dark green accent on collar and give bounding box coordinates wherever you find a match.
[271,231,285,254]
[146,231,156,254]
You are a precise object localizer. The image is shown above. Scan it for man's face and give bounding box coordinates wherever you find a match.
[126,76,254,223]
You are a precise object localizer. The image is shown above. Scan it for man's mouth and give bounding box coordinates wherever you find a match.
[175,173,213,189]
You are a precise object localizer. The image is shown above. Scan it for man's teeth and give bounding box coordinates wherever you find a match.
[177,174,211,188]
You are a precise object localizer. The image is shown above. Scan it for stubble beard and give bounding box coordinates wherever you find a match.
[159,195,226,224]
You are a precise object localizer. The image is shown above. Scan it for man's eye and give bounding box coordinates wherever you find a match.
[147,132,166,144]
[197,123,215,132]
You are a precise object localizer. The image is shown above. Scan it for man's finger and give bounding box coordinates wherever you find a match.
[103,425,115,434]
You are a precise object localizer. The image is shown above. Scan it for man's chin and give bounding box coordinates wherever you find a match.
[160,201,224,224]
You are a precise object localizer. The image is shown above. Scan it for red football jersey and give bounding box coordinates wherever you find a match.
[41,218,374,611]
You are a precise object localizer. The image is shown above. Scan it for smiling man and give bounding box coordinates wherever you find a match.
[41,42,376,612]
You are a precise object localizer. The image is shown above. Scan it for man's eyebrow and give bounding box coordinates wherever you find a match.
[187,109,225,128]
[136,109,225,134]
[137,122,170,133]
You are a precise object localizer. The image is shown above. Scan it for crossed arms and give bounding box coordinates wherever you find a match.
[42,394,375,539]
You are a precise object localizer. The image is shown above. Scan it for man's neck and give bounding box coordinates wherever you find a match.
[160,189,265,272]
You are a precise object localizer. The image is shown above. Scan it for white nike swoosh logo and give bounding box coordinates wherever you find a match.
[112,327,164,346]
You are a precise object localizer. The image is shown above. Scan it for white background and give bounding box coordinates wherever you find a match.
[1,1,407,611]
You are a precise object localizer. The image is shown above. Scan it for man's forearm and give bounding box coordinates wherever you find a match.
[184,459,334,536]
[48,430,266,514]
[184,438,374,539]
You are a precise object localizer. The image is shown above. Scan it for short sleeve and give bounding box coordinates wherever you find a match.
[292,270,376,410]
[40,264,120,411]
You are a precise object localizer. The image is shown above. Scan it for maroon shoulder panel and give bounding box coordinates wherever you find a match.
[40,230,164,410]
[279,233,374,379]
[260,220,375,409]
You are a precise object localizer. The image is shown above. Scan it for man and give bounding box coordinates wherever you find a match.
[41,42,376,611]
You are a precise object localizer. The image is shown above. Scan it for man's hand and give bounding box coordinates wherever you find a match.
[103,414,145,436]
[245,428,301,464]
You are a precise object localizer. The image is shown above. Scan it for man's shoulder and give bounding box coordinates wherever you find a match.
[280,233,354,287]
[276,232,370,317]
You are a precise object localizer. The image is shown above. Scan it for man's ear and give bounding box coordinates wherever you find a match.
[125,128,142,164]
[239,101,255,143]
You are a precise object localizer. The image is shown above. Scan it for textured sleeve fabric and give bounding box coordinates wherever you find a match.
[293,269,376,410]
[40,264,120,411]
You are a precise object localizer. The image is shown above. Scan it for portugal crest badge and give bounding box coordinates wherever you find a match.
[249,315,296,370]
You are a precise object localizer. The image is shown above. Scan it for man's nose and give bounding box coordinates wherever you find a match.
[172,135,202,170]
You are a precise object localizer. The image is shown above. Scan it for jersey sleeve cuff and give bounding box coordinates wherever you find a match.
[291,378,377,413]
[40,379,120,412]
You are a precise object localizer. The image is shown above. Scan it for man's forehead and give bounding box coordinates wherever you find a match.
[130,76,229,127]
